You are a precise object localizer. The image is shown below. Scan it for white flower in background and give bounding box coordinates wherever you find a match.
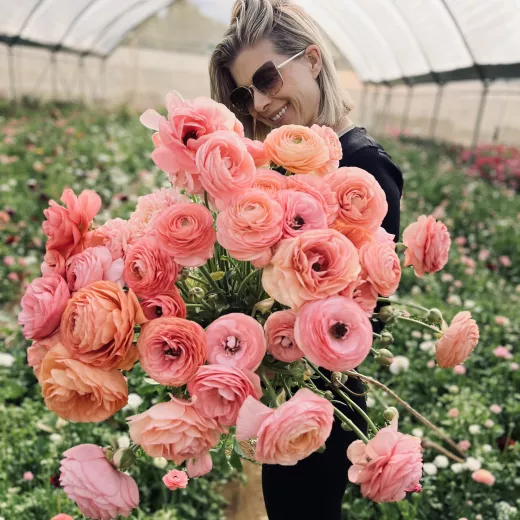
[423,463,438,476]
[411,331,422,339]
[496,501,518,520]
[485,419,494,429]
[447,294,462,306]
[423,333,432,341]
[448,385,459,394]
[389,356,410,375]
[464,457,482,471]
[482,444,493,453]
[464,300,476,309]
[124,393,143,411]
[412,428,424,438]
[411,286,422,296]
[434,455,449,468]
[117,434,130,448]
[55,417,68,429]
[419,340,436,354]
[366,396,376,408]
[489,404,503,414]
[23,255,38,266]
[0,353,15,367]
[153,457,168,469]
[50,433,63,445]
[451,463,464,473]
[469,424,481,435]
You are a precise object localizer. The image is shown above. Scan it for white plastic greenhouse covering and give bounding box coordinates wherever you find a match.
[1,0,519,84]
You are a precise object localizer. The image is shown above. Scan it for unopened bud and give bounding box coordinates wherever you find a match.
[103,447,114,463]
[112,448,136,471]
[177,267,190,282]
[290,361,307,381]
[254,298,275,314]
[323,391,334,401]
[378,305,397,324]
[188,287,205,302]
[317,445,326,453]
[426,308,444,326]
[331,371,347,388]
[380,331,394,346]
[375,348,394,366]
[384,407,399,422]
[341,422,352,431]
[211,271,225,281]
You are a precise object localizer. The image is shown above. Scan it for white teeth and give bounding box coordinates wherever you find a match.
[271,104,288,121]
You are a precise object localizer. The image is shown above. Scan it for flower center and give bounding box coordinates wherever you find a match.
[312,262,322,272]
[183,130,198,146]
[164,342,181,358]
[330,322,348,339]
[290,216,305,230]
[280,336,293,349]
[155,306,163,317]
[223,335,241,355]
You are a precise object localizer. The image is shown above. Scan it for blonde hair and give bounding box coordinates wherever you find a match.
[209,0,351,140]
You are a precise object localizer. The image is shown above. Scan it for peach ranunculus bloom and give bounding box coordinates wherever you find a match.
[27,331,61,381]
[206,313,266,372]
[187,365,262,427]
[155,203,216,267]
[42,188,101,258]
[60,280,146,371]
[276,189,328,239]
[40,343,128,422]
[286,174,339,225]
[65,246,124,292]
[264,310,304,363]
[347,417,423,503]
[253,168,288,195]
[339,276,379,317]
[127,187,189,243]
[50,514,74,520]
[127,397,221,476]
[41,248,66,277]
[310,124,342,176]
[403,215,451,278]
[163,469,189,490]
[137,317,206,387]
[359,241,401,297]
[262,229,360,310]
[326,167,388,234]
[123,236,179,298]
[471,469,495,486]
[140,287,187,320]
[236,388,334,465]
[60,444,139,518]
[216,189,284,268]
[86,217,131,260]
[19,274,70,340]
[435,311,479,368]
[264,125,330,175]
[195,130,256,210]
[243,137,270,167]
[140,91,244,194]
[295,296,373,371]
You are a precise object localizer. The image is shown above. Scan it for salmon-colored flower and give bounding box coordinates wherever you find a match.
[311,124,342,176]
[253,168,288,195]
[163,469,188,490]
[264,310,304,363]
[243,137,270,167]
[141,288,187,320]
[27,331,61,381]
[86,218,131,260]
[435,311,479,368]
[359,241,401,297]
[472,469,495,486]
[41,249,66,277]
[339,276,379,316]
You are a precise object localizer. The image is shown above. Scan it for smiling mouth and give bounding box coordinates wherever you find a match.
[270,104,289,122]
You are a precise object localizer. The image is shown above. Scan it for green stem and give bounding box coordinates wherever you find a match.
[333,406,369,443]
[236,268,260,299]
[398,316,441,334]
[282,378,293,398]
[198,265,225,295]
[187,275,210,287]
[373,332,382,340]
[260,369,278,405]
[378,297,429,313]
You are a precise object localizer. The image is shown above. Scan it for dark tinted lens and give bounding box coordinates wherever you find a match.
[230,87,254,115]
[253,61,282,95]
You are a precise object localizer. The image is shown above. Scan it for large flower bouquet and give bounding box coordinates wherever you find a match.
[19,92,481,519]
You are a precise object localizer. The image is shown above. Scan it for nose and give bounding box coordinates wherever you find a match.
[252,88,271,115]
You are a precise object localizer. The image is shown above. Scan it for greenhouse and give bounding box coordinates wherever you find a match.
[1,1,519,519]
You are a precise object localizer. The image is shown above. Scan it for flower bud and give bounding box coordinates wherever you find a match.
[290,361,307,381]
[253,298,275,315]
[426,308,444,326]
[384,407,399,422]
[188,287,205,302]
[380,331,394,346]
[378,305,397,324]
[177,267,190,282]
[323,391,334,401]
[103,447,114,463]
[112,448,137,471]
[211,271,225,281]
[331,371,347,388]
[317,445,326,453]
[341,422,352,431]
[375,348,394,366]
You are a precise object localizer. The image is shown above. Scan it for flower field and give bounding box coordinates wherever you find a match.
[1,100,519,520]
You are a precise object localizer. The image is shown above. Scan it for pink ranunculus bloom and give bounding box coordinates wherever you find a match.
[499,255,512,267]
[427,360,435,368]
[186,453,214,478]
[42,188,101,259]
[86,218,131,260]
[339,275,379,317]
[453,365,466,375]
[187,365,262,427]
[7,272,18,282]
[41,249,66,277]
[262,229,360,310]
[236,388,334,465]
[137,317,206,387]
[294,296,373,371]
[27,331,61,381]
[326,167,388,233]
[276,189,328,239]
[163,469,189,490]
[195,130,255,210]
[489,404,502,414]
[310,124,342,176]
[493,346,513,359]
[448,408,459,418]
[253,168,288,195]
[402,215,451,278]
[128,187,189,242]
[23,471,34,481]
[495,315,510,327]
[347,417,423,503]
[127,398,221,469]
[3,255,15,266]
[18,274,70,340]
[458,440,471,451]
[264,310,304,363]
[140,288,187,320]
[51,514,74,520]
[66,246,124,292]
[286,174,339,225]
[155,203,216,267]
[243,137,270,167]
[359,241,401,297]
[141,92,243,194]
[435,311,479,368]
[472,469,495,486]
[206,313,266,372]
[216,189,283,268]
[60,444,139,519]
[123,236,179,298]
[478,249,490,262]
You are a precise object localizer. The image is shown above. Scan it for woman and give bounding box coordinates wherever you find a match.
[209,1,403,518]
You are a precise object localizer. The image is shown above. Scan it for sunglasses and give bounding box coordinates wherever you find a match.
[230,50,305,115]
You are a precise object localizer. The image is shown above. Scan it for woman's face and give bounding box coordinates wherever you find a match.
[230,39,322,130]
